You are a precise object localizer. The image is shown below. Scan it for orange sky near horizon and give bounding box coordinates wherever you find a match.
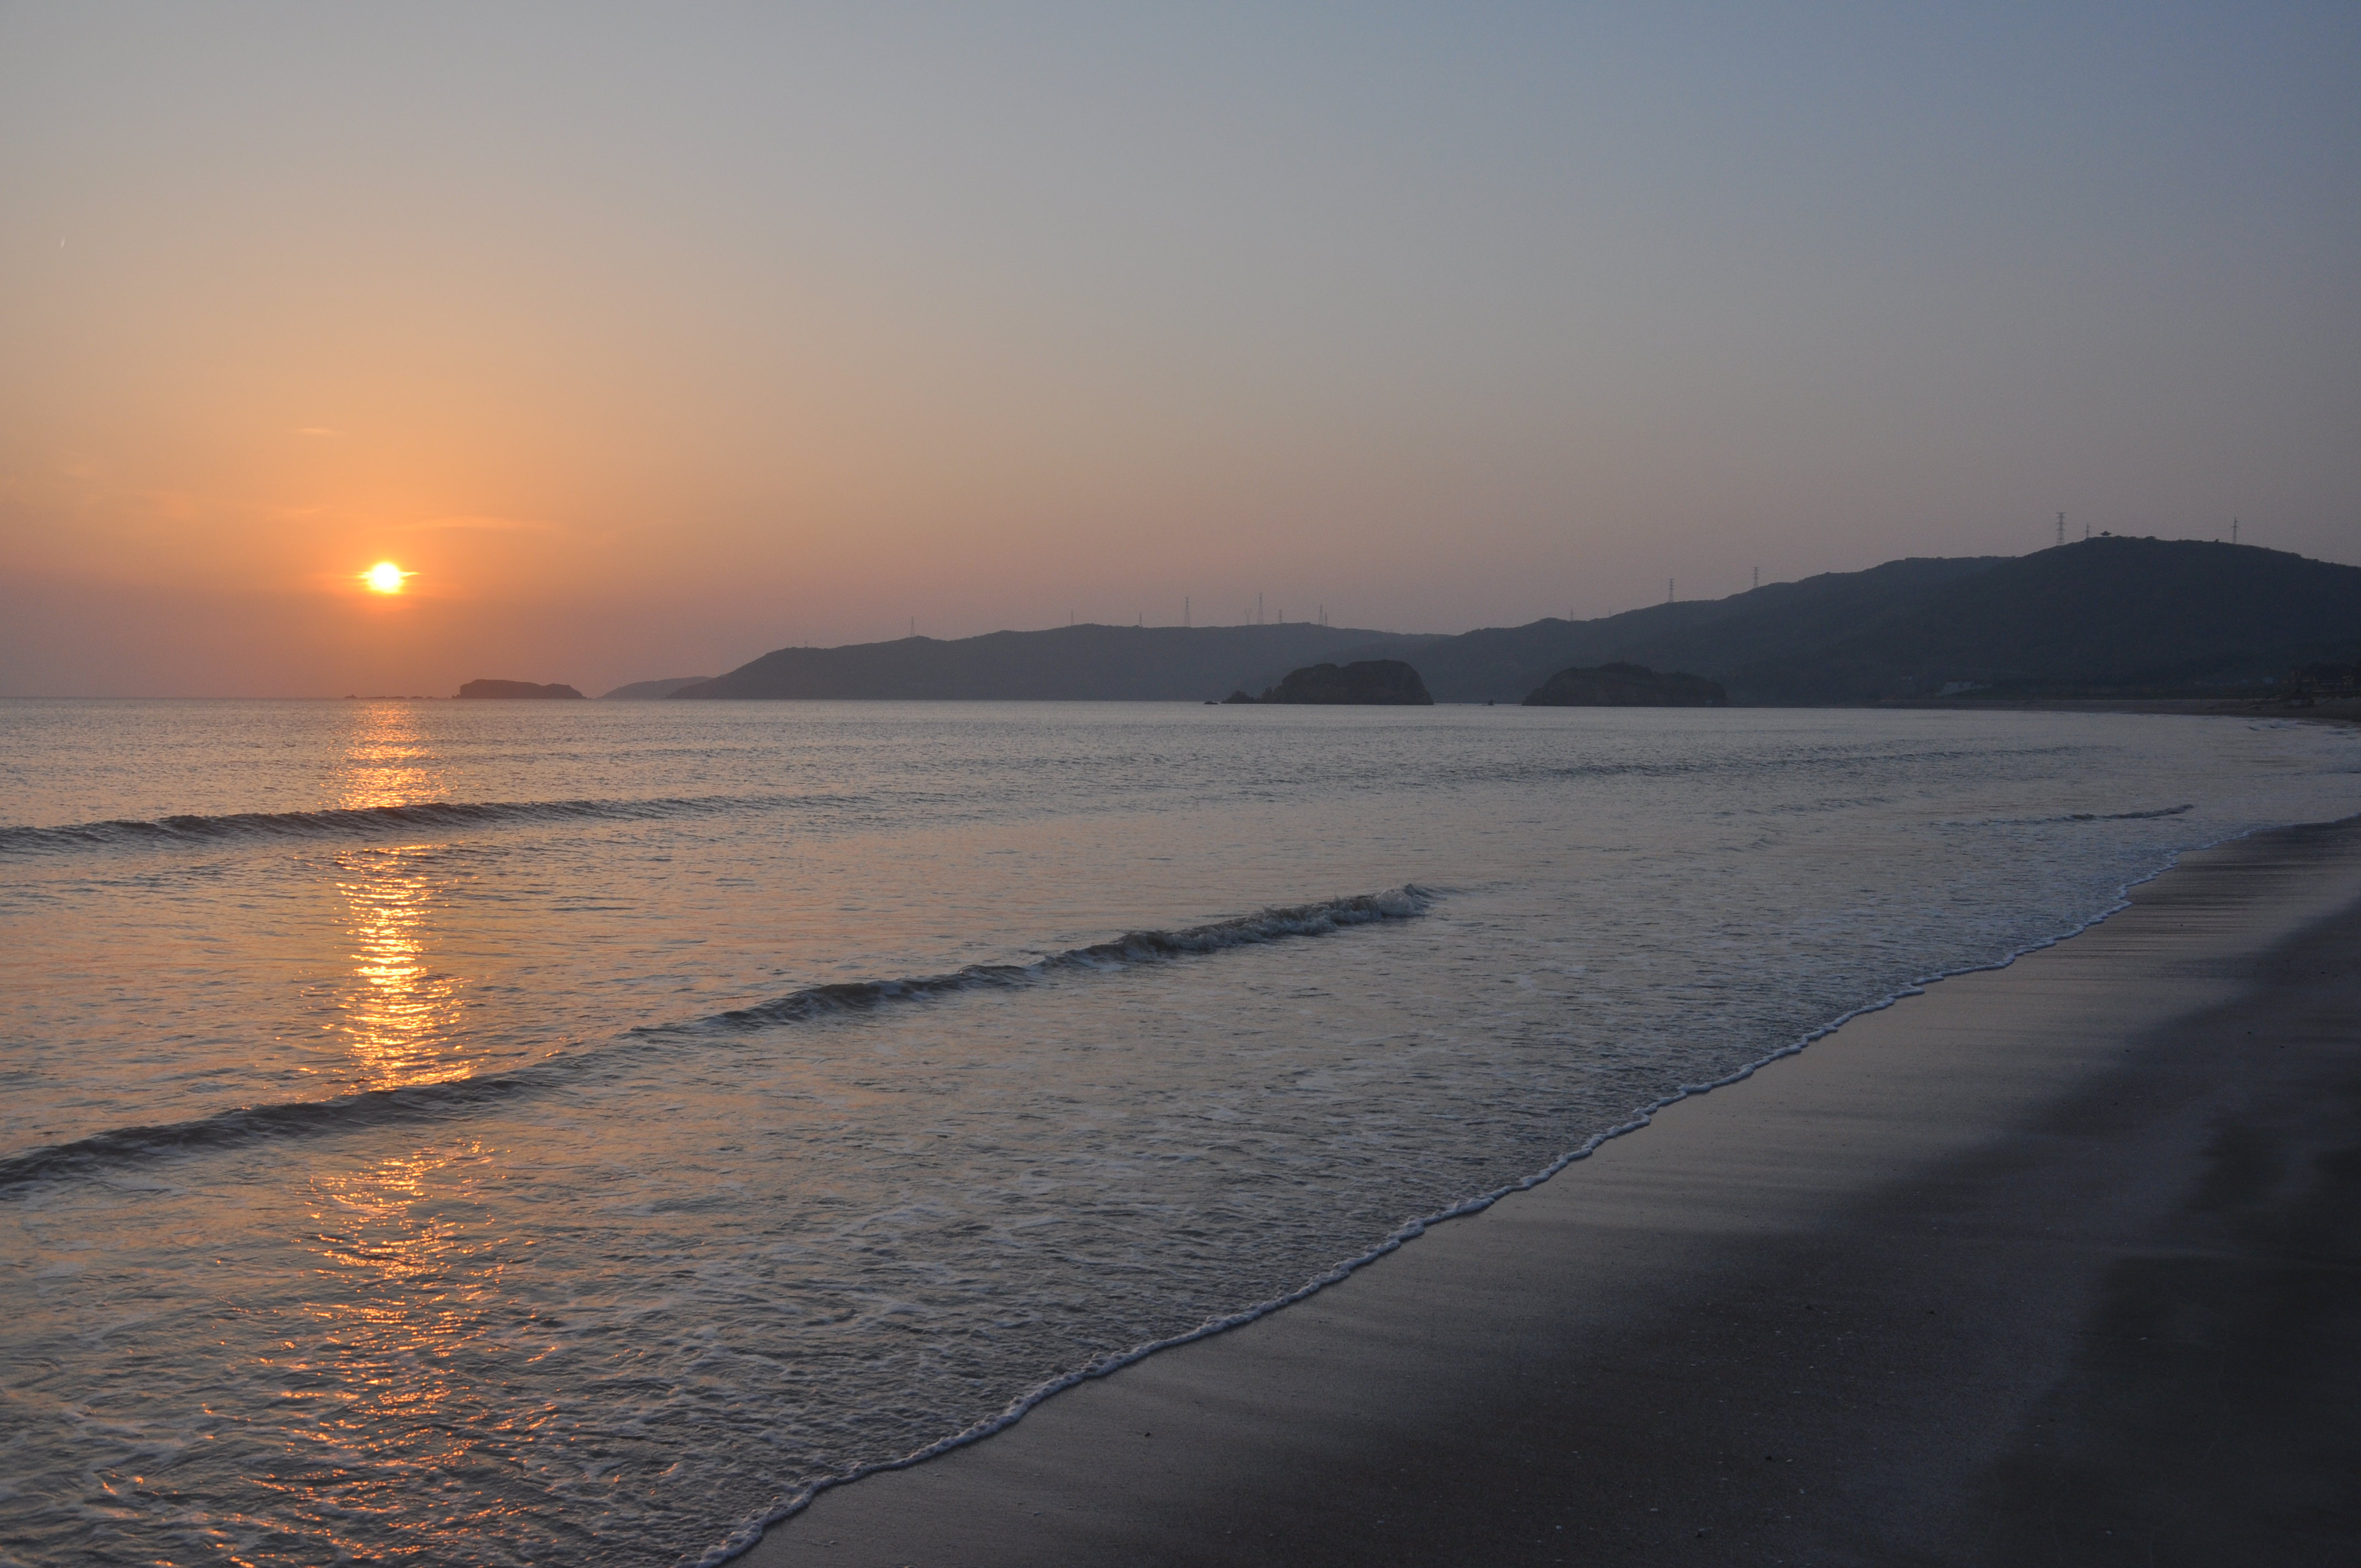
[3,6,2355,698]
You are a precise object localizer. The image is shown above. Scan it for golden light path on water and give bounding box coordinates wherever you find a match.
[330,704,465,1093]
[292,703,515,1557]
[291,1140,536,1558]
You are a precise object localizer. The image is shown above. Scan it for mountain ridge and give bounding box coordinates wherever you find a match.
[667,540,2360,705]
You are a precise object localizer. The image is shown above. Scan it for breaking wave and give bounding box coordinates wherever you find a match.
[0,794,827,857]
[0,887,1432,1190]
[1951,803,2195,827]
[679,886,1432,1033]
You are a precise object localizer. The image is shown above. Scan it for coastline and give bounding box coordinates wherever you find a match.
[1892,695,2361,726]
[741,814,2361,1566]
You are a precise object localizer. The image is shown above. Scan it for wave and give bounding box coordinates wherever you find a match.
[0,1069,568,1191]
[0,793,822,858]
[0,887,1432,1192]
[674,886,1432,1033]
[1950,803,2194,827]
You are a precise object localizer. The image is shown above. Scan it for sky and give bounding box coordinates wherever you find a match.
[2,2,2355,698]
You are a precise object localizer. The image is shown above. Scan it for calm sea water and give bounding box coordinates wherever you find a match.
[2,699,2355,1566]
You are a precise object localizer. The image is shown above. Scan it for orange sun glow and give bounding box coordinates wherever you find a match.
[363,562,408,594]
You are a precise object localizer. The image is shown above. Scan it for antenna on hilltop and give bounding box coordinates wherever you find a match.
[2057,512,2066,548]
[1752,565,1760,590]
[2232,517,2240,545]
[1184,596,1190,628]
[1667,578,1675,604]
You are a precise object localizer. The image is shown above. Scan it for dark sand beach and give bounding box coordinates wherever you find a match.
[746,814,2361,1567]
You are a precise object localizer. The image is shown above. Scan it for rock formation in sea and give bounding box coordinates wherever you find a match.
[456,679,586,699]
[1225,659,1434,705]
[1522,662,1727,706]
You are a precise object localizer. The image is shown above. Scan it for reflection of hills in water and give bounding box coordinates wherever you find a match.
[662,538,2361,705]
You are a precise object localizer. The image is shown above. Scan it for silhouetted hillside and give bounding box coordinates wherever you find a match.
[1758,537,2361,699]
[1305,541,2359,701]
[601,676,711,700]
[1294,557,2006,701]
[672,625,1439,701]
[665,540,2360,704]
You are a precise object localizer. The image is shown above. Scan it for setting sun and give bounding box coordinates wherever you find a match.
[363,562,407,594]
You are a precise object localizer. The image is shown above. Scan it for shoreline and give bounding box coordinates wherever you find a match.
[741,814,2361,1566]
[1886,695,2361,725]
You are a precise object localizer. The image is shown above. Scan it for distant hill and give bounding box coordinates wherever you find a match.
[1751,536,2361,700]
[671,540,2361,705]
[458,679,585,699]
[1303,539,2361,701]
[1313,556,2005,701]
[672,625,1440,701]
[601,676,712,700]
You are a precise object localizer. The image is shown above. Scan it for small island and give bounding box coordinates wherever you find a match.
[456,679,586,699]
[1225,659,1434,705]
[1522,662,1727,706]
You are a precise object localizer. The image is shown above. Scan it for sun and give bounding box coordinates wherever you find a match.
[363,562,408,594]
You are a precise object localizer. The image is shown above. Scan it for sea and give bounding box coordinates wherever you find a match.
[2,698,2355,1567]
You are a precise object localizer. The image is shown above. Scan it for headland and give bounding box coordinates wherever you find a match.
[657,538,2361,706]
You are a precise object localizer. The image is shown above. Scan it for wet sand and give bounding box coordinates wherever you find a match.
[742,817,2361,1567]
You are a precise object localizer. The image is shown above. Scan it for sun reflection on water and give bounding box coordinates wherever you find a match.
[278,710,542,1556]
[330,704,467,1091]
[284,1141,552,1560]
[336,702,446,813]
[334,847,468,1090]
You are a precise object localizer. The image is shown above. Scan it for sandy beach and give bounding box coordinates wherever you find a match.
[746,814,2361,1567]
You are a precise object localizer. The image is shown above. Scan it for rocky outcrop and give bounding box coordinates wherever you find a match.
[456,679,586,699]
[1522,662,1727,706]
[1225,659,1434,705]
